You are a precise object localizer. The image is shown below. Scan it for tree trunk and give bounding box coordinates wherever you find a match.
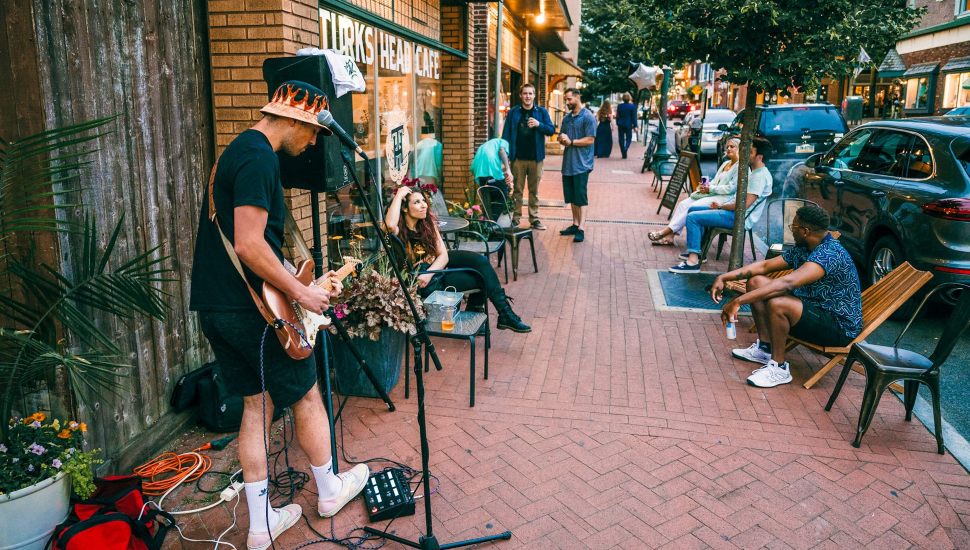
[727,87,759,270]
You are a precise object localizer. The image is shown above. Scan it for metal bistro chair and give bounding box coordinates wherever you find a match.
[699,196,766,262]
[825,283,970,454]
[763,198,818,259]
[477,184,538,281]
[387,235,491,408]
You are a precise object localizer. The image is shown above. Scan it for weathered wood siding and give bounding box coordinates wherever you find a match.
[28,0,214,467]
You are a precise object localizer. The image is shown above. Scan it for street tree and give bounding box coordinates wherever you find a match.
[578,1,643,101]
[624,0,923,269]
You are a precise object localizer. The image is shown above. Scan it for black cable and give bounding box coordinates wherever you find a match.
[194,470,240,494]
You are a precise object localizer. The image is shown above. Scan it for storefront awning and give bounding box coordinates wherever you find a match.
[878,48,906,78]
[942,56,970,73]
[505,0,572,31]
[532,27,568,52]
[546,52,583,77]
[903,62,939,77]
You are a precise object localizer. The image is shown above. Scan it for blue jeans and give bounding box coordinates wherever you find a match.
[618,125,633,156]
[685,206,736,255]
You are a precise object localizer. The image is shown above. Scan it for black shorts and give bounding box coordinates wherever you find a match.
[790,301,854,348]
[562,172,590,206]
[199,310,316,410]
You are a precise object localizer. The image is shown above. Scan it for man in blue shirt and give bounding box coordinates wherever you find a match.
[502,83,556,230]
[557,88,597,243]
[615,92,638,159]
[710,205,863,388]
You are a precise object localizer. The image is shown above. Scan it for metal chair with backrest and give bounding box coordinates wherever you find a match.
[387,234,491,407]
[825,283,970,454]
[699,196,767,262]
[477,184,538,281]
[763,198,818,259]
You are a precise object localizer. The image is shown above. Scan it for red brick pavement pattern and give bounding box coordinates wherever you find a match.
[164,139,970,549]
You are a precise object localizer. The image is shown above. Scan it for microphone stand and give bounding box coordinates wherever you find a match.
[337,149,511,549]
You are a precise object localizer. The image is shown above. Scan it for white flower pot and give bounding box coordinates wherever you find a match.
[0,472,71,550]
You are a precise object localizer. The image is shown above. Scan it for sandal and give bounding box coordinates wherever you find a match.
[651,238,674,246]
[648,231,674,246]
[647,230,666,242]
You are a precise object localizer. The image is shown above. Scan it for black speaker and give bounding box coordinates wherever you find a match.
[262,56,354,192]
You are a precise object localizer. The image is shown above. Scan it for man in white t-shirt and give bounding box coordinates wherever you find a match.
[670,137,773,273]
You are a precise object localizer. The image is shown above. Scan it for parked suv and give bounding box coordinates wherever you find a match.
[666,100,690,120]
[783,117,970,303]
[717,104,848,194]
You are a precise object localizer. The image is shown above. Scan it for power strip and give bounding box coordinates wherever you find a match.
[362,468,414,522]
[220,480,245,502]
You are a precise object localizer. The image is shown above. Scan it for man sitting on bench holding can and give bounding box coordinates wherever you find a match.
[709,205,863,388]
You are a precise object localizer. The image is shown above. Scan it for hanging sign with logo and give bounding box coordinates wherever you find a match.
[320,9,441,79]
[383,110,411,184]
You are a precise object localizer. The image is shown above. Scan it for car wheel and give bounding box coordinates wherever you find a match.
[869,235,920,318]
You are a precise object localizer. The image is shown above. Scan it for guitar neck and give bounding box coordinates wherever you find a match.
[316,262,358,292]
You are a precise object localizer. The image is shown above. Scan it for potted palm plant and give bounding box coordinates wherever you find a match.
[0,118,171,550]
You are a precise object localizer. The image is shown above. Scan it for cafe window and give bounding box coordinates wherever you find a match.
[942,72,970,108]
[904,77,930,110]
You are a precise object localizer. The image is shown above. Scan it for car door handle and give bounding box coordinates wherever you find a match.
[870,190,886,197]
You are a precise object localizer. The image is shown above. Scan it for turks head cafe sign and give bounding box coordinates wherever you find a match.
[320,9,441,80]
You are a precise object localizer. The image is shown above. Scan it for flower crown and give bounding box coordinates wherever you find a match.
[398,175,438,196]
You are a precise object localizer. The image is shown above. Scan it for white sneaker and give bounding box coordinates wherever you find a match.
[246,503,302,550]
[318,463,369,518]
[746,361,793,388]
[732,341,772,365]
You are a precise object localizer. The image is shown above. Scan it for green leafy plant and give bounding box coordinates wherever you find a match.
[330,251,424,341]
[0,412,101,499]
[0,117,172,441]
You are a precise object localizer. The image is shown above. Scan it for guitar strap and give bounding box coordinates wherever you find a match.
[206,163,281,328]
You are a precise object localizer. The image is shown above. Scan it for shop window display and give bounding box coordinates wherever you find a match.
[942,72,970,109]
[904,77,930,110]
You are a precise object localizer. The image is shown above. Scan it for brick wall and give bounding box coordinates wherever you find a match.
[207,0,322,242]
[439,3,488,203]
[914,0,960,31]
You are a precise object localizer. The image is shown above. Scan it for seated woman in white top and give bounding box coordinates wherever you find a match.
[648,137,740,246]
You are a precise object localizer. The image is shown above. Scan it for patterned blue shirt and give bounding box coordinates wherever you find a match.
[782,234,863,339]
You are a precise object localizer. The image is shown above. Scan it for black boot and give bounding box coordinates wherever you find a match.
[492,289,531,333]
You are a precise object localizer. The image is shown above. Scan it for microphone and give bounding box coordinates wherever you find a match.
[317,110,366,157]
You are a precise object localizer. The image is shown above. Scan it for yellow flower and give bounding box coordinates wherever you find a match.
[51,419,60,430]
[463,202,470,208]
[57,429,72,439]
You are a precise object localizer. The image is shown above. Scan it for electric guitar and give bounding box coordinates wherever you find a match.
[262,257,360,360]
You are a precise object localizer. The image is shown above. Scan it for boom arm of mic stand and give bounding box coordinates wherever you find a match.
[338,149,444,373]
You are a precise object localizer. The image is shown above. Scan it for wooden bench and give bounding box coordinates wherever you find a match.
[790,261,932,389]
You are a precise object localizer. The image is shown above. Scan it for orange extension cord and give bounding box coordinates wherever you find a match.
[133,450,212,497]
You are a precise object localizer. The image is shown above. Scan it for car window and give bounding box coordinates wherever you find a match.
[824,129,873,169]
[904,134,933,178]
[851,130,913,177]
[760,107,847,136]
[705,111,736,123]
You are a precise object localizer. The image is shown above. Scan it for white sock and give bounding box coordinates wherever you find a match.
[311,460,343,500]
[244,478,280,534]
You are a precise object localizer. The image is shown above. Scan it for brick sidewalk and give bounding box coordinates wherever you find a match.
[167,140,970,549]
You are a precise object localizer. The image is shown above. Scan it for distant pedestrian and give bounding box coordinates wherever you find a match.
[470,137,514,217]
[502,83,556,230]
[616,93,638,159]
[594,100,614,158]
[558,88,597,243]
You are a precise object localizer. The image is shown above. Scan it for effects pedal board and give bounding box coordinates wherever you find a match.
[363,468,415,522]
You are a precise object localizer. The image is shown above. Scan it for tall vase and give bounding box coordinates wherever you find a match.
[331,328,405,398]
[0,471,71,550]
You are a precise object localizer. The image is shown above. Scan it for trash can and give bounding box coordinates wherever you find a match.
[843,96,864,125]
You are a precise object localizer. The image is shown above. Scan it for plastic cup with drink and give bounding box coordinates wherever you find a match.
[441,305,457,332]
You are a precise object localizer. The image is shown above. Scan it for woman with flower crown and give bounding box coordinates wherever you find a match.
[385,184,531,333]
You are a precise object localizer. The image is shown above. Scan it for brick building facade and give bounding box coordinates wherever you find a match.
[206,0,575,263]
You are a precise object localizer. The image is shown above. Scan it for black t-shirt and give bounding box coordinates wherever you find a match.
[515,107,538,161]
[189,130,286,312]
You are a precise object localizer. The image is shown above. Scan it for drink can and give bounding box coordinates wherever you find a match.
[701,176,709,185]
[725,320,737,340]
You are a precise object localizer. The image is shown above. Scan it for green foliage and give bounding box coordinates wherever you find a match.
[0,414,101,499]
[0,118,173,438]
[579,1,641,100]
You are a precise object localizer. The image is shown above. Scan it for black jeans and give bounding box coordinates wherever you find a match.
[419,250,502,309]
[618,125,633,156]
